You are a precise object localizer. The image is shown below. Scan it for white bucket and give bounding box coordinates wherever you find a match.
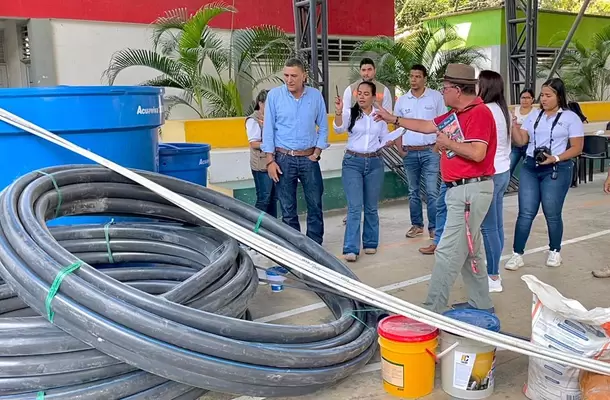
[440,309,501,399]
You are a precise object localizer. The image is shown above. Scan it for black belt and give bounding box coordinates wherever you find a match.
[445,176,492,188]
[345,149,381,158]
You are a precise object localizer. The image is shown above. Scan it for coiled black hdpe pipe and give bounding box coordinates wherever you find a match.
[0,165,377,399]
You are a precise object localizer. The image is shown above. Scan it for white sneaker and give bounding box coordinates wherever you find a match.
[488,276,503,293]
[505,253,525,271]
[546,250,562,267]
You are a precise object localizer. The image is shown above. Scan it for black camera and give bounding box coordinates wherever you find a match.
[534,146,551,164]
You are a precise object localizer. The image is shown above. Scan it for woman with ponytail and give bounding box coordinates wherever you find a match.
[333,81,396,262]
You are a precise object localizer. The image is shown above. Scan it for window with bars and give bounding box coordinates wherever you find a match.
[0,31,6,63]
[20,25,30,63]
[265,36,362,63]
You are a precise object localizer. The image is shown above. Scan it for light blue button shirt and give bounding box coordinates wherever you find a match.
[261,85,329,153]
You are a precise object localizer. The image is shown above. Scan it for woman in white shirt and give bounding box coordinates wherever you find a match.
[505,78,584,270]
[509,89,535,178]
[246,90,277,217]
[333,81,396,262]
[478,70,511,293]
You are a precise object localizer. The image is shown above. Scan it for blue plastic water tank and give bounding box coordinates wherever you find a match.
[0,86,164,225]
[0,86,164,189]
[159,143,211,187]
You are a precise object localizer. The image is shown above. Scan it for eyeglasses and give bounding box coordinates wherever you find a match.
[520,96,533,100]
[441,85,459,94]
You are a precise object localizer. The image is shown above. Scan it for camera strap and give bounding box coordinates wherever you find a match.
[532,110,563,152]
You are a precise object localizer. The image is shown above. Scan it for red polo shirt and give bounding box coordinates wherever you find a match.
[433,97,497,182]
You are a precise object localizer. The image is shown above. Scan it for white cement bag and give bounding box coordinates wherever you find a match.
[521,275,610,400]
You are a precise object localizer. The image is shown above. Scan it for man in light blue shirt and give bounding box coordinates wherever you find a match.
[262,58,329,244]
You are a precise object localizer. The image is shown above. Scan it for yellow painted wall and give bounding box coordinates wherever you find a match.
[176,102,609,148]
[160,120,186,143]
[184,115,348,148]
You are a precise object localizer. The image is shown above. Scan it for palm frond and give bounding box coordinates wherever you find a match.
[197,75,242,118]
[164,94,203,118]
[231,25,293,85]
[152,8,189,52]
[140,75,186,89]
[102,48,191,88]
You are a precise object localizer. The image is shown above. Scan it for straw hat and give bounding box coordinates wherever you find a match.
[444,64,477,85]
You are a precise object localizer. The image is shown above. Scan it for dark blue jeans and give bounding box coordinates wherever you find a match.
[513,157,573,254]
[252,170,278,218]
[509,145,528,178]
[481,171,510,276]
[403,148,440,229]
[275,153,324,244]
[433,182,447,245]
[341,153,385,255]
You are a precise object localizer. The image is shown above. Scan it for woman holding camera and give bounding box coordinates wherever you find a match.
[334,81,396,262]
[478,70,511,292]
[505,78,584,270]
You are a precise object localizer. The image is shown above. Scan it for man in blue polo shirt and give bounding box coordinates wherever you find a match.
[262,58,329,245]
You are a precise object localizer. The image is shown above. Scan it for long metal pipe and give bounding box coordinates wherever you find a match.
[546,0,592,80]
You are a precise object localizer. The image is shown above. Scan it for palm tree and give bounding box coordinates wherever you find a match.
[541,26,610,102]
[350,19,487,93]
[103,2,294,118]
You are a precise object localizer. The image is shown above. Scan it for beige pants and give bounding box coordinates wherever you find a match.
[423,180,494,314]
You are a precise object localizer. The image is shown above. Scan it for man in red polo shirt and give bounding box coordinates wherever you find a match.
[375,64,496,314]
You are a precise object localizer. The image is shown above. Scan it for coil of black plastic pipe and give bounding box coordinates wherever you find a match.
[0,165,377,399]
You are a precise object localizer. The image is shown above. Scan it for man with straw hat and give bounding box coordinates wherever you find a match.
[374,63,496,314]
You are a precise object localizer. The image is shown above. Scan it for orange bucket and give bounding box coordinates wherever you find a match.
[378,315,439,398]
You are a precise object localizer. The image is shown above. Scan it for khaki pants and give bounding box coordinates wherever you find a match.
[423,180,494,314]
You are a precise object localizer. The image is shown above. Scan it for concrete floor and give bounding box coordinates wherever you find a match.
[202,174,610,400]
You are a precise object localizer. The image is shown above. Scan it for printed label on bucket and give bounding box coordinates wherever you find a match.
[453,350,495,391]
[381,357,404,388]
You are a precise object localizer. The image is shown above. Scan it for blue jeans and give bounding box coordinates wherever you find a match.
[433,183,447,245]
[275,153,324,244]
[509,145,527,178]
[252,170,278,218]
[341,154,385,255]
[481,171,511,276]
[513,157,573,254]
[403,149,440,229]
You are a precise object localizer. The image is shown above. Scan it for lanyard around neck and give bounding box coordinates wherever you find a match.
[533,110,562,151]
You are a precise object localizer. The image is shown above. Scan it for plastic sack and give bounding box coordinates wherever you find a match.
[522,275,610,400]
[581,371,610,400]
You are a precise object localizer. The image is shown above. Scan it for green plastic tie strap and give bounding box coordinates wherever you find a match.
[253,213,265,234]
[36,391,45,400]
[104,219,116,263]
[36,170,62,218]
[45,261,83,323]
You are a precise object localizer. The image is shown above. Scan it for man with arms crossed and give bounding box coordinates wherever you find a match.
[394,64,446,241]
[262,58,329,245]
[375,64,496,314]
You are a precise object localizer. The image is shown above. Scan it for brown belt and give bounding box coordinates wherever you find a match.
[402,145,434,151]
[345,149,382,158]
[275,147,315,157]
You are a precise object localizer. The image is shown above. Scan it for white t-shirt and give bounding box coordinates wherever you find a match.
[514,106,534,125]
[522,108,585,158]
[486,102,511,174]
[246,118,262,142]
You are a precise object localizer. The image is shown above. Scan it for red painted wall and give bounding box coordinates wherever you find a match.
[0,0,394,37]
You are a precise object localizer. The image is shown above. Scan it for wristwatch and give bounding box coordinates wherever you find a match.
[553,155,561,163]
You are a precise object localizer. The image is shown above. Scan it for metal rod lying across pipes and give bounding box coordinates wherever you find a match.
[1,106,609,377]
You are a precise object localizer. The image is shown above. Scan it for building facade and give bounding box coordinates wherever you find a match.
[0,1,394,117]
